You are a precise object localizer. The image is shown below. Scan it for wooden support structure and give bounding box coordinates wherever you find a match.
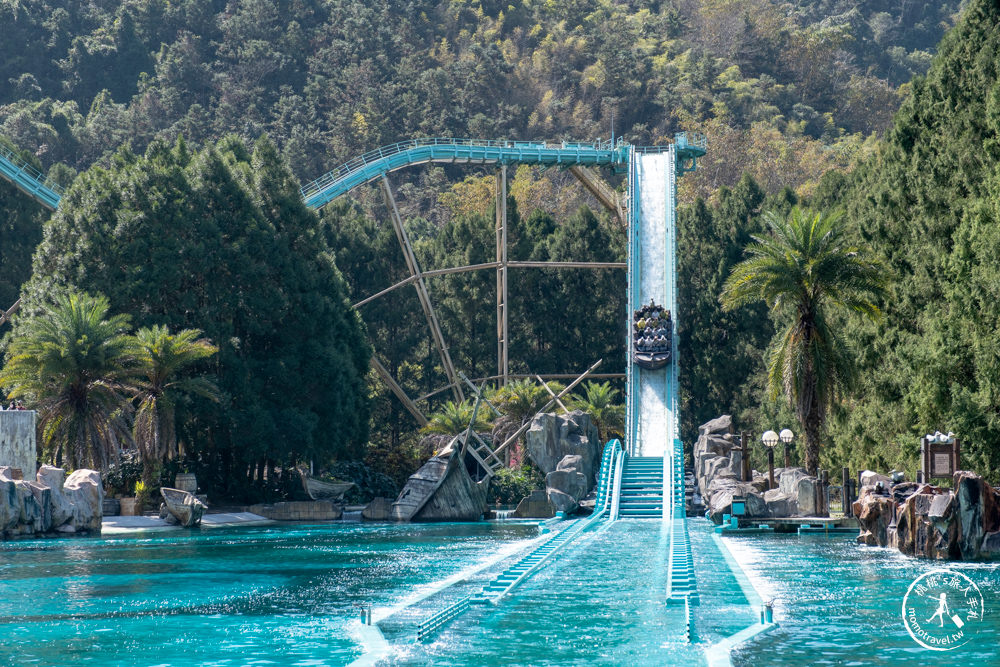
[568,165,625,228]
[535,374,569,414]
[495,165,509,386]
[417,372,626,403]
[352,261,625,309]
[380,174,463,402]
[0,299,20,327]
[370,356,429,427]
[491,359,603,463]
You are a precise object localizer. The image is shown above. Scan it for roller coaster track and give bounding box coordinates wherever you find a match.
[0,143,63,210]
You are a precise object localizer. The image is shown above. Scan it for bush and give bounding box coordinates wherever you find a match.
[104,452,143,497]
[328,461,398,503]
[487,462,544,505]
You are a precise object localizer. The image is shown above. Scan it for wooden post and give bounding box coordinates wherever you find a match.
[741,431,751,481]
[491,359,603,462]
[535,374,569,413]
[495,165,508,386]
[767,447,775,491]
[954,438,961,472]
[380,175,463,402]
[369,356,428,427]
[0,298,20,327]
[783,443,791,469]
[842,467,852,516]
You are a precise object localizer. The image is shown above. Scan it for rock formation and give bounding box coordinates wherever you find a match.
[855,470,1000,561]
[0,464,103,538]
[523,411,600,515]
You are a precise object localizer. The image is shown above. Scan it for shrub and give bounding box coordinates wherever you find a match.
[487,462,544,505]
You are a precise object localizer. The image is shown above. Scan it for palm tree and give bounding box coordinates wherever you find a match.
[421,399,493,436]
[720,207,885,475]
[0,291,137,470]
[487,378,564,466]
[569,381,625,442]
[132,325,220,483]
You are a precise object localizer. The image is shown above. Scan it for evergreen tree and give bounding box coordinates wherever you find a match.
[838,0,1000,477]
[23,135,370,497]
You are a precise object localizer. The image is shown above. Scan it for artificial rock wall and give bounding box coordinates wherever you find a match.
[0,411,36,478]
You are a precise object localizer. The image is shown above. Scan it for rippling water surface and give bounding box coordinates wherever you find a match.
[726,532,1000,666]
[0,522,538,666]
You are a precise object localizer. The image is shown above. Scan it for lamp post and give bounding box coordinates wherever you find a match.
[779,428,794,468]
[762,430,778,490]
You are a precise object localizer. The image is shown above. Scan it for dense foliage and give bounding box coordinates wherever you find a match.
[5,0,997,487]
[833,0,1000,479]
[17,136,370,497]
[0,0,958,202]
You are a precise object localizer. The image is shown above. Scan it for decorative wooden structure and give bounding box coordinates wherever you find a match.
[921,434,961,480]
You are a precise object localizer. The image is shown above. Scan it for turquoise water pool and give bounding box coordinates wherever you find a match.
[0,522,539,666]
[4,518,998,666]
[726,532,1000,665]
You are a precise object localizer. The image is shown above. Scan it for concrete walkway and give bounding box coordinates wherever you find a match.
[102,511,272,534]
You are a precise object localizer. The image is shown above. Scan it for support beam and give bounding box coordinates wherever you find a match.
[417,373,626,403]
[0,299,20,327]
[351,261,624,309]
[495,165,509,386]
[535,374,569,413]
[380,174,463,402]
[370,356,429,427]
[569,165,625,228]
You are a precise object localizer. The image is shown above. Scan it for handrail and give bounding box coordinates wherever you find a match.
[0,142,64,210]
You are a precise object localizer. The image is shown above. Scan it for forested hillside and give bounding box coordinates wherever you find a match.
[0,0,959,196]
[832,0,1000,478]
[0,0,977,490]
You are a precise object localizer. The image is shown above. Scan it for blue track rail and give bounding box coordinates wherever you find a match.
[416,439,624,642]
[0,143,63,210]
[0,135,705,215]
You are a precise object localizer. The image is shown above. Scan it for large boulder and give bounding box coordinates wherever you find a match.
[698,415,732,436]
[860,470,891,488]
[854,488,894,547]
[544,455,590,514]
[796,476,821,516]
[525,411,600,492]
[697,455,733,497]
[706,477,767,523]
[36,465,74,528]
[952,470,1000,560]
[512,489,555,518]
[777,468,809,497]
[927,492,960,560]
[763,488,797,518]
[63,469,103,533]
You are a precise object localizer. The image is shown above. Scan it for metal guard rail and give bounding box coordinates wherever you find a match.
[0,143,63,210]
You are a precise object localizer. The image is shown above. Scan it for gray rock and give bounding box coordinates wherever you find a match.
[777,468,809,497]
[698,415,732,436]
[64,469,103,533]
[763,488,797,517]
[525,411,600,493]
[160,487,207,527]
[860,470,891,487]
[955,471,986,561]
[707,477,767,522]
[547,488,579,514]
[513,489,555,518]
[546,468,588,503]
[797,476,820,516]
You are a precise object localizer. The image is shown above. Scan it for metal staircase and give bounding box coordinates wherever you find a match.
[617,456,664,517]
